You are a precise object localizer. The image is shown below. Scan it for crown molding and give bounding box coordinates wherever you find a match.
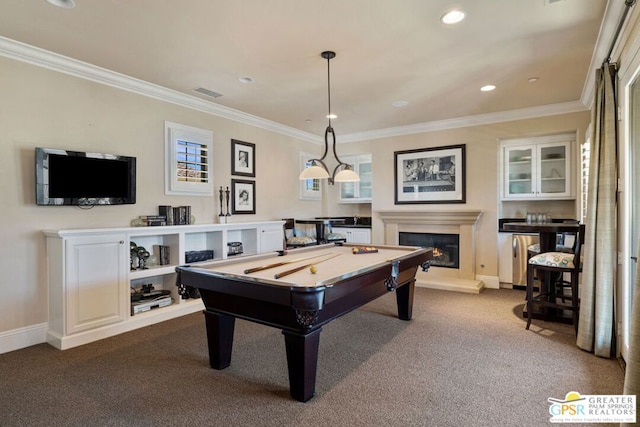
[0,35,589,145]
[0,36,321,144]
[340,101,588,143]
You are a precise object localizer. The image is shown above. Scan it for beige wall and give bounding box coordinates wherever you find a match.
[363,113,589,279]
[0,53,590,338]
[0,56,346,333]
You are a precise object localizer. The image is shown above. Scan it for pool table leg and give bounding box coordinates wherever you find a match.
[204,310,235,369]
[396,279,415,321]
[282,328,322,402]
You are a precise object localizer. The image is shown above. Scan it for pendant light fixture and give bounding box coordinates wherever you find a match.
[299,51,360,185]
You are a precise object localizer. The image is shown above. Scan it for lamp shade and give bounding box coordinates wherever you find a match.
[334,168,360,182]
[299,165,330,180]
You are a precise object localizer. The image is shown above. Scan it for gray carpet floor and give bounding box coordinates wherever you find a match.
[0,287,624,426]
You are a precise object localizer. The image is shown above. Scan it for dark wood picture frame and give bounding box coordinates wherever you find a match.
[231,139,256,177]
[231,179,256,214]
[394,144,466,204]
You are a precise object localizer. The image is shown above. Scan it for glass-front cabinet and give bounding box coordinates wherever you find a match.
[339,154,372,203]
[501,134,574,200]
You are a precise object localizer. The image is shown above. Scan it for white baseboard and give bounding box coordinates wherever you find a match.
[0,323,47,355]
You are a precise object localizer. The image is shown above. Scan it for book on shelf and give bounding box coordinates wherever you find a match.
[158,205,174,225]
[138,215,166,226]
[154,245,170,265]
[171,206,191,225]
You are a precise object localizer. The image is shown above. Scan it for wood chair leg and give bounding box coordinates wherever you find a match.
[526,265,534,330]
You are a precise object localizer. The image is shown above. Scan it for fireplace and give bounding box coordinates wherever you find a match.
[399,232,459,269]
[378,209,483,293]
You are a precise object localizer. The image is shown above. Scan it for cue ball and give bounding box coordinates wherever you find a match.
[310,265,317,274]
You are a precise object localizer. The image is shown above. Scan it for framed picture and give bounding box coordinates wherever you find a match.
[394,144,466,204]
[231,139,255,177]
[231,179,255,214]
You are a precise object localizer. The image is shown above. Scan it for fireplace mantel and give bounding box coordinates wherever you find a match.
[377,210,482,225]
[377,210,483,293]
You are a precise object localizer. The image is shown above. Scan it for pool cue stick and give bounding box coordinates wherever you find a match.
[274,253,341,279]
[244,252,332,274]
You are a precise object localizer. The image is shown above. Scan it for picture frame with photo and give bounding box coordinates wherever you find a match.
[394,144,466,204]
[231,139,255,177]
[231,179,256,214]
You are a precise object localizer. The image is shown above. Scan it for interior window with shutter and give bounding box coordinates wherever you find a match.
[165,121,213,195]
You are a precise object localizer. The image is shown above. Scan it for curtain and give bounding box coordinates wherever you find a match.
[576,62,618,357]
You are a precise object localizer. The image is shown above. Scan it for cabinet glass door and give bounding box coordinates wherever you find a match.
[505,147,534,197]
[538,144,567,195]
[358,161,372,200]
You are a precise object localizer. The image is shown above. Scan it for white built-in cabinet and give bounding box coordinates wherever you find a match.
[339,154,372,203]
[45,221,284,350]
[500,134,575,200]
[336,227,372,244]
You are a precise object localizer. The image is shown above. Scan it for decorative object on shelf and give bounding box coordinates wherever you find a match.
[231,139,256,177]
[231,179,255,214]
[219,186,225,221]
[136,246,150,269]
[129,242,151,270]
[225,186,231,219]
[394,144,466,204]
[299,51,360,185]
[130,242,139,270]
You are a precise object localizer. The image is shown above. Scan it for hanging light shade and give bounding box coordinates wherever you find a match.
[299,163,330,180]
[299,51,360,185]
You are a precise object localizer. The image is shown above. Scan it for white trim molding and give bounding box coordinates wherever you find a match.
[0,36,590,145]
[0,323,47,355]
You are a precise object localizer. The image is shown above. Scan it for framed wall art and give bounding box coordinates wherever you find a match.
[231,139,255,177]
[231,179,256,214]
[394,144,466,204]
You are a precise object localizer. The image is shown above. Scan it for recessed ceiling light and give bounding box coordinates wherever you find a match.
[528,77,539,83]
[46,0,76,8]
[238,77,254,84]
[392,100,409,107]
[327,113,337,119]
[441,10,465,24]
[481,85,496,92]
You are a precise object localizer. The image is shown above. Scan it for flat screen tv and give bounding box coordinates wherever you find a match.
[35,147,136,206]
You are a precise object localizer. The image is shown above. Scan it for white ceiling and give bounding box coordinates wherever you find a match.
[0,0,614,140]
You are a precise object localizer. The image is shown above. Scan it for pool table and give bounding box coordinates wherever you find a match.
[175,243,432,402]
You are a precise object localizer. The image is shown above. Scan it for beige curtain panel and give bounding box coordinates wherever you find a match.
[576,62,617,358]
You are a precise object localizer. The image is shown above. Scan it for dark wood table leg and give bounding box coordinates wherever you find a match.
[396,279,415,321]
[282,328,322,402]
[203,310,235,369]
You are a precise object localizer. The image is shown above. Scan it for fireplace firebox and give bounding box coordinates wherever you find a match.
[399,232,459,269]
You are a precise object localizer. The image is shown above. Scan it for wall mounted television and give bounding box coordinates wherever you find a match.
[35,147,136,206]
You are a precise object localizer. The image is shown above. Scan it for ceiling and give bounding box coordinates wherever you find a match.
[0,0,614,140]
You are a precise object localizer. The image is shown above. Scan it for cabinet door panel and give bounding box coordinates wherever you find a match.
[260,226,285,253]
[66,236,126,334]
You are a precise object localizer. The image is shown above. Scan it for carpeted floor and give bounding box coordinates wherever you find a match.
[0,287,624,426]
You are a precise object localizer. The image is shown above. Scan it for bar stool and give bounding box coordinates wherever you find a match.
[525,224,584,333]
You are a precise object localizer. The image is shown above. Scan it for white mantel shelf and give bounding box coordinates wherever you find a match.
[377,210,484,294]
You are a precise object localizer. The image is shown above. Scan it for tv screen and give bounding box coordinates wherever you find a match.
[36,147,136,206]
